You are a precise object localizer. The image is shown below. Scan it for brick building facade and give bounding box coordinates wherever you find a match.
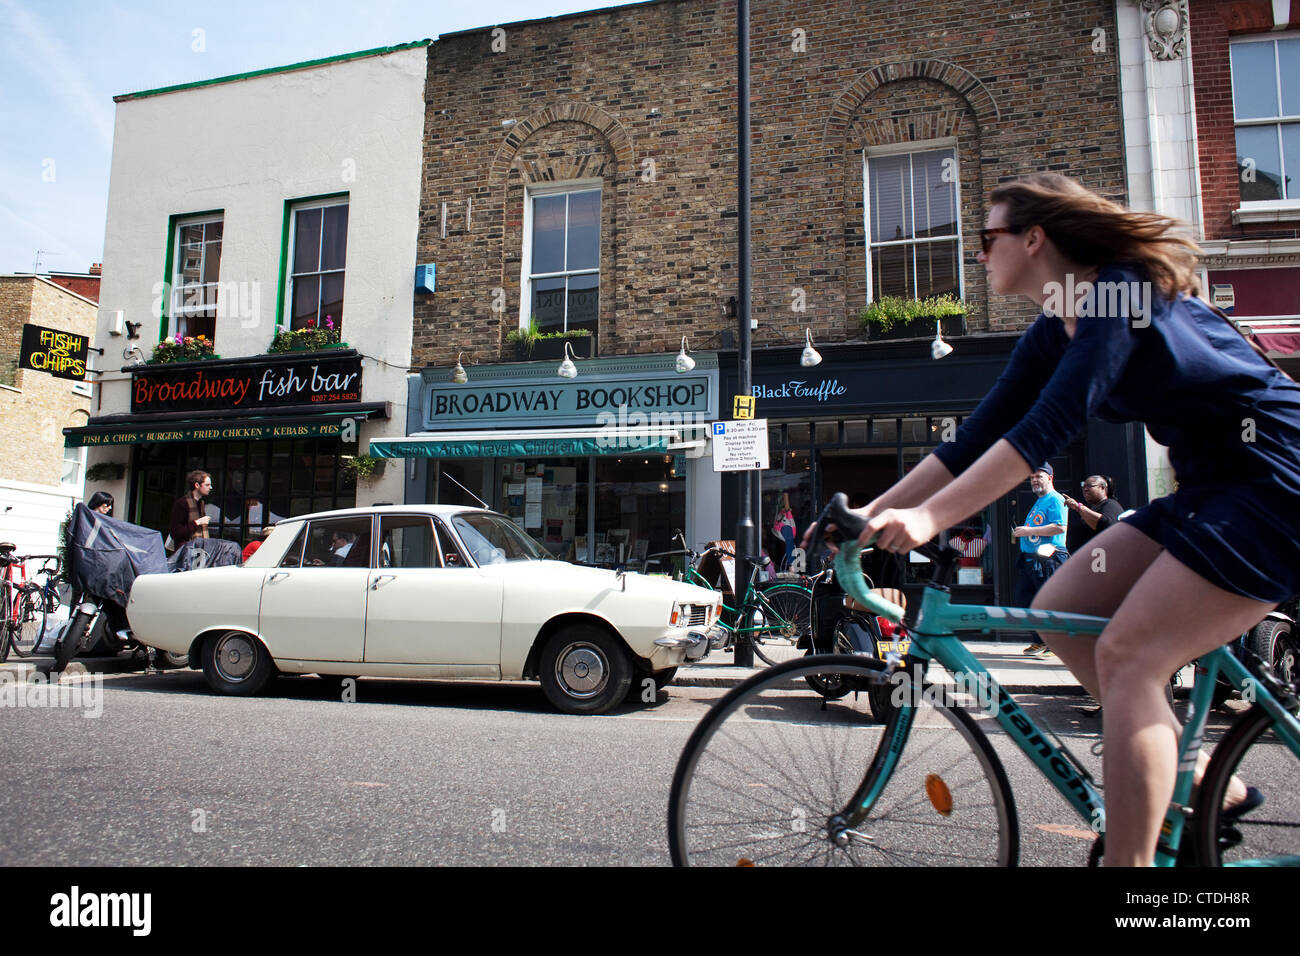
[1188,0,1300,349]
[393,0,1137,604]
[0,275,96,555]
[413,0,1127,368]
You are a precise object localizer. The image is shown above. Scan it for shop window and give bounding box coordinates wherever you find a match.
[815,421,839,445]
[871,418,898,444]
[593,456,682,569]
[170,215,223,341]
[787,422,811,444]
[1231,36,1300,206]
[521,183,600,336]
[865,145,961,300]
[287,198,349,331]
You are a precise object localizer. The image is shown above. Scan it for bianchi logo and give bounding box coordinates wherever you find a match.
[49,886,151,936]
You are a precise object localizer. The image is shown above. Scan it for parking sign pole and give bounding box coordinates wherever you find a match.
[734,0,755,667]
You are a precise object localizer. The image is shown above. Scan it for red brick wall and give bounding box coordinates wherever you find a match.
[415,0,1126,367]
[1191,0,1300,241]
[45,275,100,303]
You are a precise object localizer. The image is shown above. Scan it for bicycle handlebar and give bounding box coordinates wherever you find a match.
[810,492,949,623]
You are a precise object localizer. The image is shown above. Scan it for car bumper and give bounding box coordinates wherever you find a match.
[654,629,711,662]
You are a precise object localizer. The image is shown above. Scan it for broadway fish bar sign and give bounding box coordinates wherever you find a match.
[132,353,363,414]
[19,324,89,380]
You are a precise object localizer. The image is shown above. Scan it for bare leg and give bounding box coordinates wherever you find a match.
[1091,553,1275,865]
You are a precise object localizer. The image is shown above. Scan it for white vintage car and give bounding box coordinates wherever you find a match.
[127,505,720,714]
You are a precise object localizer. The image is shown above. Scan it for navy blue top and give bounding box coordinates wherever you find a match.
[933,265,1300,500]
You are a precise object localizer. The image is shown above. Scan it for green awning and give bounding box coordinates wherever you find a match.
[369,426,704,459]
[63,408,385,447]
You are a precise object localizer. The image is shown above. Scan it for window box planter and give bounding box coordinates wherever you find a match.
[859,295,967,342]
[147,352,223,365]
[509,329,597,361]
[288,340,349,352]
[863,315,966,341]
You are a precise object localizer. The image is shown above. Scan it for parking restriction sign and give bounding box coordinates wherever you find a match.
[711,419,769,472]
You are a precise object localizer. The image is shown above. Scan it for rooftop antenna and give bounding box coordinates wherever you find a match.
[33,249,61,274]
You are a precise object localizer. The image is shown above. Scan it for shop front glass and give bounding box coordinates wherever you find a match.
[132,437,356,546]
[763,414,999,598]
[428,454,685,568]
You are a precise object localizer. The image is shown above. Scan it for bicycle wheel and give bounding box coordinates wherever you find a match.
[11,586,45,657]
[749,584,812,666]
[1194,703,1300,865]
[668,655,1019,866]
[0,588,11,663]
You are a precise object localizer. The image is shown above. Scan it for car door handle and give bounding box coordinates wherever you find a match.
[371,574,396,590]
[268,572,289,583]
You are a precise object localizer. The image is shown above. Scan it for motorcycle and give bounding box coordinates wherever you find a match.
[53,504,170,671]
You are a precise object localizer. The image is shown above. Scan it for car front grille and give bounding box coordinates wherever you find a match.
[687,605,709,626]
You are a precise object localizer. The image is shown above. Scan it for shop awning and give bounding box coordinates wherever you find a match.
[369,425,708,459]
[63,403,388,447]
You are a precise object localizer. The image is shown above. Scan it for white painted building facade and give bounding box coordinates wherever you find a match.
[80,43,429,540]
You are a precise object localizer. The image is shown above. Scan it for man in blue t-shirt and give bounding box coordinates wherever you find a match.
[1013,463,1068,657]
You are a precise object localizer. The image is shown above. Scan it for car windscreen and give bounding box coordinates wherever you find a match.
[451,512,550,564]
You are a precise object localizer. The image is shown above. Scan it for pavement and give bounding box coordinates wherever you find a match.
[676,639,1089,695]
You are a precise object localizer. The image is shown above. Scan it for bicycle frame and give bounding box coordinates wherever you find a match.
[837,542,1300,867]
[685,560,804,638]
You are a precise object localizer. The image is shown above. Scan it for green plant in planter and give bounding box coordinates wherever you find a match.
[506,318,592,355]
[341,454,385,480]
[860,294,966,333]
[152,333,217,363]
[505,317,543,354]
[84,462,125,482]
[268,315,343,353]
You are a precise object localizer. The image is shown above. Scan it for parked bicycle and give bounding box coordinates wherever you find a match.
[668,492,1300,866]
[8,554,62,658]
[658,534,814,666]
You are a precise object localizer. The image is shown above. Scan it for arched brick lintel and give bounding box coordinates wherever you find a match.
[489,102,635,186]
[826,59,1000,144]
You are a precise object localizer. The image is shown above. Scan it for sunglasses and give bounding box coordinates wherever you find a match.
[979,227,1019,253]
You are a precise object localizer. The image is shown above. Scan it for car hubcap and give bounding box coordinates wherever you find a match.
[214,634,256,682]
[557,642,607,699]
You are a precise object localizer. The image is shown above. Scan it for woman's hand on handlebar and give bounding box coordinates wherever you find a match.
[800,506,871,555]
[863,505,938,556]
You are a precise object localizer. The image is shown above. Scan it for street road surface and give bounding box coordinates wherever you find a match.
[0,666,1258,866]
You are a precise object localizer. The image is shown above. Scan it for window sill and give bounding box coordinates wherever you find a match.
[1233,203,1300,225]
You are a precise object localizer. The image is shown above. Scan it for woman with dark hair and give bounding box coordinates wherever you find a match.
[86,491,113,515]
[810,173,1300,865]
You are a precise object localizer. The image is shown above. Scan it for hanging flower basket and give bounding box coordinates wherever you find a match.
[341,455,386,481]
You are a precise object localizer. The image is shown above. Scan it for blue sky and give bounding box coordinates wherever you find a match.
[0,0,644,277]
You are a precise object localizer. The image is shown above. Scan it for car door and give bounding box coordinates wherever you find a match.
[363,514,503,668]
[258,515,372,663]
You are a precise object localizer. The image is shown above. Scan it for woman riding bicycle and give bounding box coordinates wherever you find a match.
[807,172,1300,866]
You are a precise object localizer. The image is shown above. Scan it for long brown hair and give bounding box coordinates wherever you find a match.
[989,174,1200,298]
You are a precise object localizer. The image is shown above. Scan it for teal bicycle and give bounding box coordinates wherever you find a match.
[667,493,1300,866]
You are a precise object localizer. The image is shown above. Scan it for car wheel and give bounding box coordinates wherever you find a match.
[201,630,274,696]
[540,625,633,715]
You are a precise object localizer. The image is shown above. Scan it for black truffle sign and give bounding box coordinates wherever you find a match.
[19,324,88,380]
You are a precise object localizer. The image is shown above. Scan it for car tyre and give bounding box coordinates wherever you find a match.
[201,630,274,696]
[1250,617,1297,690]
[540,625,633,715]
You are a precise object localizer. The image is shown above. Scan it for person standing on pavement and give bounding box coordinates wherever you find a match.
[1014,463,1067,656]
[1063,475,1125,553]
[170,470,212,550]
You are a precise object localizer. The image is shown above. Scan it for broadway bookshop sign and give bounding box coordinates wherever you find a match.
[132,353,363,414]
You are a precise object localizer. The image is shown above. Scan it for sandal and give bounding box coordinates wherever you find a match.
[1220,786,1264,821]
